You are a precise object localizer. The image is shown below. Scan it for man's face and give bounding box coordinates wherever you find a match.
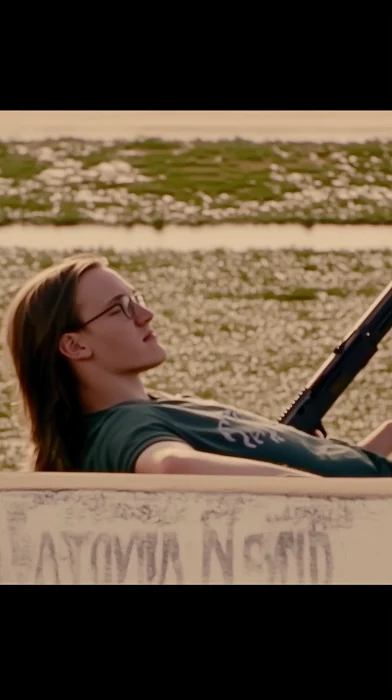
[72,266,166,374]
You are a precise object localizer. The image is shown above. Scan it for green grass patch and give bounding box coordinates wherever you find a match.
[0,145,46,180]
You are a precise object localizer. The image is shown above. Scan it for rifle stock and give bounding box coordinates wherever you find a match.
[278,280,392,437]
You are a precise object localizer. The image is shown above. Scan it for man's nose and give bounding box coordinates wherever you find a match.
[134,303,153,323]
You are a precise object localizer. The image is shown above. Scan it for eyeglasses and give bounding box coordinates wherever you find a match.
[77,292,147,329]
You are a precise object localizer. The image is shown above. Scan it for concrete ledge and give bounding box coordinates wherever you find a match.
[1,473,391,584]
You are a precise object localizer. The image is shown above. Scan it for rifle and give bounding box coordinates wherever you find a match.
[278,279,392,438]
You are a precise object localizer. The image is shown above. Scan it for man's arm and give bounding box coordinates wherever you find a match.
[358,420,392,458]
[135,441,319,478]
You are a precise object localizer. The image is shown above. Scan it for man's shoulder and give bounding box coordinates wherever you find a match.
[80,399,171,472]
[86,399,161,428]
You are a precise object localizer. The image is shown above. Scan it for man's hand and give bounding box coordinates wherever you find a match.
[310,429,325,439]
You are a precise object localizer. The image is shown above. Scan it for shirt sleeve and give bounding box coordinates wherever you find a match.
[97,406,189,473]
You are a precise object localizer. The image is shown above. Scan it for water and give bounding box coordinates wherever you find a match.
[1,222,391,252]
[0,111,391,142]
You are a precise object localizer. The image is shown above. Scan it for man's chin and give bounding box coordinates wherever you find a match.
[141,346,167,370]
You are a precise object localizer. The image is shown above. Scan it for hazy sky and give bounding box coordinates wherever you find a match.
[0,110,390,141]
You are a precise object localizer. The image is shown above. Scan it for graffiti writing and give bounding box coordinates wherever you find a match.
[243,528,333,583]
[0,495,335,584]
[34,530,185,585]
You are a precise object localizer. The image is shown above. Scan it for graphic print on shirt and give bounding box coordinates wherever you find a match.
[217,410,286,449]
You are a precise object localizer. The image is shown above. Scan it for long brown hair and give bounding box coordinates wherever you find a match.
[2,253,108,472]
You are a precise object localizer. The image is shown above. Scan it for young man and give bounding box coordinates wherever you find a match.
[2,253,392,477]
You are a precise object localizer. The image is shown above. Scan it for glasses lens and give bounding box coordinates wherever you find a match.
[122,296,133,318]
[133,292,146,308]
[121,292,146,318]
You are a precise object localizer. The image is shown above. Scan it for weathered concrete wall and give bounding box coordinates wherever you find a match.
[1,473,391,584]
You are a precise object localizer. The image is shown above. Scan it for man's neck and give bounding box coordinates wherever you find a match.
[80,375,150,414]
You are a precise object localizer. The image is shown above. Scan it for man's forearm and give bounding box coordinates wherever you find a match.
[358,421,392,458]
[164,448,320,478]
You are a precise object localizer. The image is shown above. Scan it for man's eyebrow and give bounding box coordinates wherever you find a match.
[103,293,126,308]
[103,286,136,308]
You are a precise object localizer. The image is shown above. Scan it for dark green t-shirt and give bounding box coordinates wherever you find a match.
[77,390,392,477]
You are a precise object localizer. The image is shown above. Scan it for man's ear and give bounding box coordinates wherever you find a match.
[58,332,93,361]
